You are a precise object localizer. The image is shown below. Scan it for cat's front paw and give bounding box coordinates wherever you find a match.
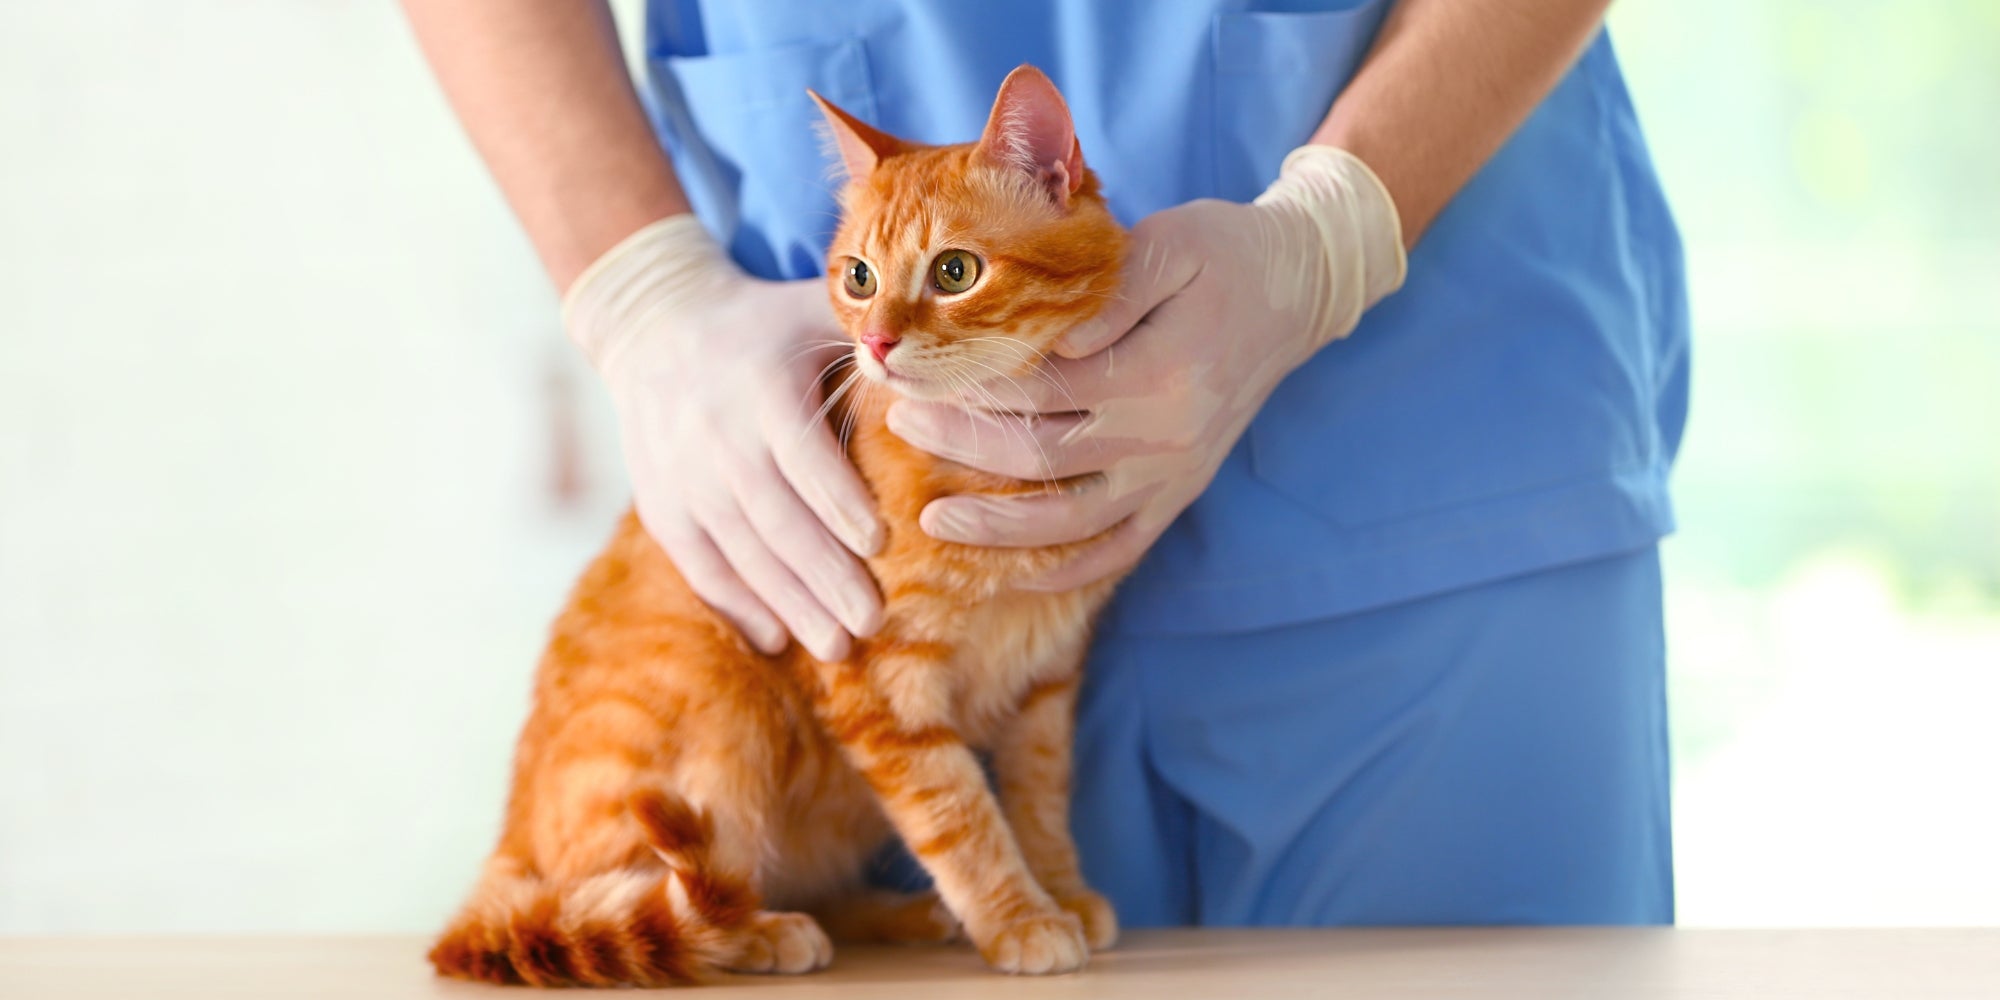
[1055,890,1119,951]
[977,911,1088,975]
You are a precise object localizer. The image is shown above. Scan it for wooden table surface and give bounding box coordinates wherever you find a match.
[3,929,1996,998]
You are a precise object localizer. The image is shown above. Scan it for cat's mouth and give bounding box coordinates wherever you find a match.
[852,345,967,403]
[851,336,1052,405]
[855,350,931,397]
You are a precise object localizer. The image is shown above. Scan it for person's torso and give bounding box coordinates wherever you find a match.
[642,0,1689,635]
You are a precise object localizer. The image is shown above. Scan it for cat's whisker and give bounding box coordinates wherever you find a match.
[945,370,1019,465]
[955,338,1085,415]
[1005,335,1091,409]
[836,386,856,449]
[860,379,884,445]
[955,336,1046,373]
[950,361,1061,484]
[839,374,877,452]
[804,356,860,414]
[785,338,857,367]
[944,370,992,458]
[956,348,1080,458]
[808,350,857,390]
[944,353,1018,399]
[795,349,856,408]
[797,353,859,428]
[937,369,983,456]
[802,368,863,445]
[957,349,1083,427]
[1006,353,1086,416]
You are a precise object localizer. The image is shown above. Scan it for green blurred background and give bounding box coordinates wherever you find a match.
[1611,0,2000,922]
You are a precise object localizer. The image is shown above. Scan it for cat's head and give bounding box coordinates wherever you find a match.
[810,66,1125,403]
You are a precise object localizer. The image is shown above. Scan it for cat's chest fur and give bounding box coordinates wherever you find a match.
[947,585,1103,745]
[853,537,1108,749]
[839,391,1111,747]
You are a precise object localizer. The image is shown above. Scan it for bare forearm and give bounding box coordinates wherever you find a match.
[401,0,688,290]
[1313,0,1611,246]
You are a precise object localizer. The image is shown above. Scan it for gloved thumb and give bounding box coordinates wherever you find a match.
[1055,225,1201,359]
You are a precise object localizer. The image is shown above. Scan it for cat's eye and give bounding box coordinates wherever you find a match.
[931,250,981,295]
[842,257,877,299]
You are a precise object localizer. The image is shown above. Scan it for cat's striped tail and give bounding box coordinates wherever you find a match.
[427,790,756,987]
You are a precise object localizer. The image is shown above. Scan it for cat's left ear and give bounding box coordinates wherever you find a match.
[975,65,1087,208]
[809,90,904,183]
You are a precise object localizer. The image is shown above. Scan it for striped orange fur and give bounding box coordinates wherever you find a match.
[429,66,1128,985]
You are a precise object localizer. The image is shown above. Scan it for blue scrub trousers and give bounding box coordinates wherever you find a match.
[1073,546,1674,926]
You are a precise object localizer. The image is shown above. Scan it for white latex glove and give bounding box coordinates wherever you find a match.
[884,146,1407,590]
[564,215,884,660]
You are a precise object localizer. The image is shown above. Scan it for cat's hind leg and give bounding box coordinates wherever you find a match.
[631,788,834,975]
[725,911,835,974]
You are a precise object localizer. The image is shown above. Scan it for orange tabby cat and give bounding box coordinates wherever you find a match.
[429,66,1128,986]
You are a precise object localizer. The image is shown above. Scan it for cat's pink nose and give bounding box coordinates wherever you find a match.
[862,333,900,364]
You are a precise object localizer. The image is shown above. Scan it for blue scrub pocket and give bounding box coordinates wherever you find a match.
[649,37,878,280]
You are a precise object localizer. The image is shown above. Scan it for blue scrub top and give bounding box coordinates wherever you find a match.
[641,0,1688,637]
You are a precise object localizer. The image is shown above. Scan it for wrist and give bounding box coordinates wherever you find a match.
[560,213,744,373]
[1252,145,1408,350]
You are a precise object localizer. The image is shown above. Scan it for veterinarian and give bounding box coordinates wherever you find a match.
[405,0,1684,925]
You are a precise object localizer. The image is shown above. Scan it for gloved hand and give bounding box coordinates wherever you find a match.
[884,146,1407,589]
[564,214,884,660]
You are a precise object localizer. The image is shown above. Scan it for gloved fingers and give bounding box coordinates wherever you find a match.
[1055,218,1203,359]
[770,389,886,559]
[886,400,1141,482]
[637,506,789,656]
[724,450,884,641]
[972,274,1212,418]
[1019,516,1160,593]
[693,498,854,663]
[917,475,1139,549]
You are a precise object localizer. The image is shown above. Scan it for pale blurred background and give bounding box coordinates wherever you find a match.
[1,1,1994,932]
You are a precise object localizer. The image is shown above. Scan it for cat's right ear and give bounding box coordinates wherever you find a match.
[809,90,903,183]
[975,65,1086,208]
